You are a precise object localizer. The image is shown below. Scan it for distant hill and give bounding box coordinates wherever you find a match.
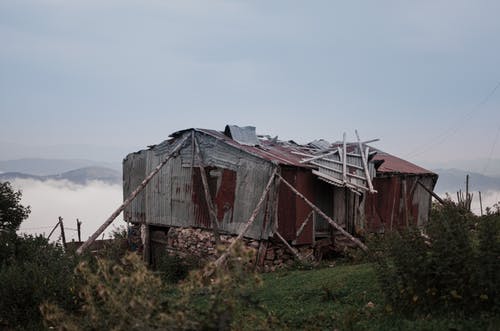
[0,166,121,185]
[0,158,121,176]
[433,168,500,193]
[423,158,500,177]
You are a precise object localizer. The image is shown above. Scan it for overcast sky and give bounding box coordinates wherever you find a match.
[1,0,500,166]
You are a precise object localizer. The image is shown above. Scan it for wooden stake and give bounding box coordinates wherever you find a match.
[142,224,151,264]
[355,130,374,193]
[58,216,66,249]
[76,218,82,242]
[47,219,61,240]
[275,231,303,261]
[214,168,278,268]
[479,191,483,216]
[76,134,190,255]
[277,173,368,252]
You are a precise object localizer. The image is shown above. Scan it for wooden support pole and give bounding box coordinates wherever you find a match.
[76,134,189,255]
[213,168,278,268]
[417,180,444,205]
[58,216,66,249]
[479,191,483,216]
[355,130,375,193]
[295,210,314,239]
[76,219,82,242]
[47,219,61,240]
[142,224,151,264]
[194,137,221,245]
[275,231,304,262]
[276,173,369,252]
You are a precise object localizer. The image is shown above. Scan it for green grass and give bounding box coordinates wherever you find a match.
[241,263,499,331]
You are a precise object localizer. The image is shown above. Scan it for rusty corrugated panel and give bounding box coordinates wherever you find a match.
[294,169,315,245]
[278,168,297,240]
[373,151,436,175]
[140,130,277,240]
[224,125,260,146]
[364,174,437,232]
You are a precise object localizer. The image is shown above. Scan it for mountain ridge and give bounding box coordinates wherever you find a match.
[0,166,121,185]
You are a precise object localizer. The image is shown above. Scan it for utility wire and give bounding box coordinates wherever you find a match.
[403,81,500,159]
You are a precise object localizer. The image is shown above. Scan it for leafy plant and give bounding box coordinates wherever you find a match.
[373,203,500,316]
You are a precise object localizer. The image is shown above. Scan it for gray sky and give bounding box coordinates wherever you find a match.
[1,0,500,165]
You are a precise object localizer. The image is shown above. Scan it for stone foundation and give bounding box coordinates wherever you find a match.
[129,224,316,271]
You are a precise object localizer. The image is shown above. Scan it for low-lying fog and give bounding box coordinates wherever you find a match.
[9,178,500,244]
[11,178,126,242]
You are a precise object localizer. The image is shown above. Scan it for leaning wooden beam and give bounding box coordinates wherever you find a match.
[417,180,444,205]
[47,218,61,240]
[194,137,221,245]
[275,231,303,262]
[299,150,339,164]
[276,173,369,252]
[355,130,375,193]
[213,168,278,268]
[76,134,190,255]
[295,210,314,238]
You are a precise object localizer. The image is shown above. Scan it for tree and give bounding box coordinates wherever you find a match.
[0,181,30,233]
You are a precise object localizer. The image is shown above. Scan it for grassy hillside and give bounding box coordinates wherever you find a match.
[244,263,498,330]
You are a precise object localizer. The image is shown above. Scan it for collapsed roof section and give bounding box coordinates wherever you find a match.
[151,125,387,196]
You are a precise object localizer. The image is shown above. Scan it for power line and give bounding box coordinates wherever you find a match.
[403,81,500,159]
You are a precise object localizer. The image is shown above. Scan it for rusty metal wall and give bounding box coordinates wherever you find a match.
[123,149,149,224]
[364,174,437,232]
[130,130,278,240]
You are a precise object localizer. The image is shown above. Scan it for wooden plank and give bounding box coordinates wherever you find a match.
[310,161,368,181]
[213,168,278,268]
[76,134,190,255]
[295,210,314,238]
[277,173,368,252]
[299,150,339,164]
[312,170,372,192]
[417,180,444,205]
[355,130,375,193]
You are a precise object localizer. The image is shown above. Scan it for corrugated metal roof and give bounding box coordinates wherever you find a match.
[196,129,311,167]
[373,151,435,175]
[224,125,260,146]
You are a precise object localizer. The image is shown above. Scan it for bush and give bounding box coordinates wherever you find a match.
[154,253,199,284]
[374,204,500,316]
[0,234,79,330]
[42,243,282,331]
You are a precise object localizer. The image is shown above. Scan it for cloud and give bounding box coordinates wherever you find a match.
[10,178,126,242]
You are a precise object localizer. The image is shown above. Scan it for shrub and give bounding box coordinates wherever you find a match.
[42,242,282,331]
[0,234,79,330]
[154,253,199,284]
[374,203,500,316]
